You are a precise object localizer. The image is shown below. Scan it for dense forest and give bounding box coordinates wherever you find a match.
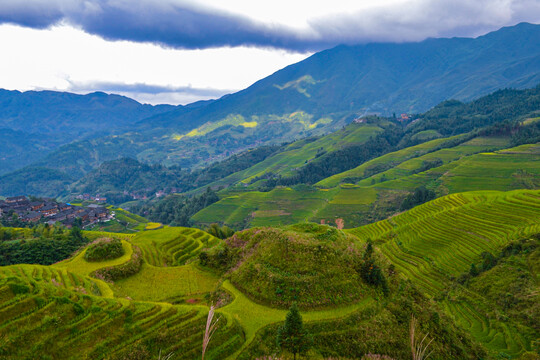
[130,187,220,226]
[0,225,89,266]
[66,144,284,204]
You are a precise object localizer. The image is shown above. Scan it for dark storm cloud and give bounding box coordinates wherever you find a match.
[1,0,540,51]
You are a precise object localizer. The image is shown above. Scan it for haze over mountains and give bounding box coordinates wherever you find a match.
[0,90,176,174]
[1,22,540,197]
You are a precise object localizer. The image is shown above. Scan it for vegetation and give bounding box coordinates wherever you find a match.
[202,224,377,309]
[67,145,283,204]
[1,26,540,359]
[205,223,235,239]
[0,226,89,266]
[400,186,436,211]
[92,245,142,282]
[276,303,313,359]
[84,238,125,262]
[0,188,538,359]
[131,187,220,226]
[130,227,221,267]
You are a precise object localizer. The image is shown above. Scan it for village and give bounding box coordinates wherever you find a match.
[0,195,113,228]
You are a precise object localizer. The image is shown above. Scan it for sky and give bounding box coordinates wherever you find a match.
[1,0,539,105]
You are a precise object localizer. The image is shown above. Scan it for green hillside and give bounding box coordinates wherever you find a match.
[348,189,540,358]
[200,120,387,189]
[192,136,540,229]
[3,24,540,198]
[0,89,176,175]
[1,190,538,359]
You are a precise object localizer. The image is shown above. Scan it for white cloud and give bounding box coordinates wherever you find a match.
[0,24,309,104]
[0,0,539,104]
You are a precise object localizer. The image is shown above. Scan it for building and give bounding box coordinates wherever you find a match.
[30,201,44,211]
[40,204,58,217]
[20,211,41,222]
[6,196,27,204]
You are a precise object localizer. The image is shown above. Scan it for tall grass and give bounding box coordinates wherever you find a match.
[410,315,433,360]
[202,305,220,360]
[157,350,174,360]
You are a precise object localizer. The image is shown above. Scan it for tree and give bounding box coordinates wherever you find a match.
[469,263,479,277]
[277,303,312,359]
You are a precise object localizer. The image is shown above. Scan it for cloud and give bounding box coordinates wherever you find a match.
[309,0,540,43]
[1,0,539,51]
[65,81,234,105]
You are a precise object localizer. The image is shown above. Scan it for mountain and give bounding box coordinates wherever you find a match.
[2,23,540,197]
[0,89,178,174]
[144,22,540,129]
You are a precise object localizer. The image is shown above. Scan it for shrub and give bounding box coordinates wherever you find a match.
[73,303,85,316]
[84,238,124,262]
[9,283,30,295]
[92,245,142,281]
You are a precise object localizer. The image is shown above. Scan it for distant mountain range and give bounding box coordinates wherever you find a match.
[1,22,540,197]
[0,90,177,174]
[143,22,540,129]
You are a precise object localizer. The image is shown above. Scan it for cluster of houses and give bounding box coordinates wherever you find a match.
[0,196,113,228]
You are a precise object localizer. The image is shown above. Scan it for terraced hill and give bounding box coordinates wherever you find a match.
[1,190,539,359]
[0,250,243,359]
[193,136,540,228]
[349,189,540,358]
[198,120,388,190]
[131,227,220,266]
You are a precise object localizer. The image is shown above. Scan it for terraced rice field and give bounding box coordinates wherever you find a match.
[83,230,136,241]
[348,189,540,356]
[355,136,509,187]
[193,187,336,228]
[131,227,220,266]
[192,122,386,192]
[0,272,243,359]
[112,263,220,303]
[442,300,530,357]
[350,190,540,292]
[195,137,532,229]
[317,134,472,188]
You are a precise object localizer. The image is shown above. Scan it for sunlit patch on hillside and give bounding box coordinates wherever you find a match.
[274,75,321,97]
[240,121,258,128]
[522,116,540,125]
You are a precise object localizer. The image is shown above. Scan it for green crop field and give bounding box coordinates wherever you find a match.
[196,137,539,229]
[317,135,468,188]
[348,189,540,357]
[192,186,337,228]
[196,121,386,191]
[0,189,538,359]
[112,263,220,303]
[130,226,221,266]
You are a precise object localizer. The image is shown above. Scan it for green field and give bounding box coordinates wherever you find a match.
[349,189,540,358]
[85,206,150,233]
[194,138,540,229]
[197,121,386,190]
[1,190,539,358]
[192,186,337,228]
[130,226,221,266]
